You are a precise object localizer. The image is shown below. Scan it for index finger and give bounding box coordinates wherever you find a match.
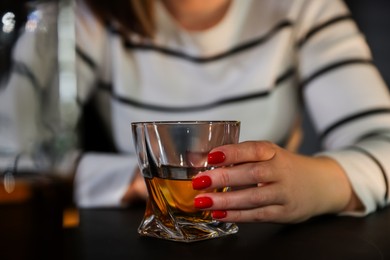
[208,141,277,166]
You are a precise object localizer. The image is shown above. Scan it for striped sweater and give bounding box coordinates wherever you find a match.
[1,0,390,214]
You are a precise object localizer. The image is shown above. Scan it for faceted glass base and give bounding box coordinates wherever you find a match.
[138,214,239,243]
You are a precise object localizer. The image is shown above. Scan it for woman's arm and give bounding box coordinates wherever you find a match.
[297,0,390,215]
[73,0,148,208]
[190,0,390,222]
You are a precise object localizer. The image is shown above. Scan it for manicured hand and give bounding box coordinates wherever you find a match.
[192,141,362,223]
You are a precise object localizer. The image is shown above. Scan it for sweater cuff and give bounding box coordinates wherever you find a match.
[74,153,138,208]
[316,149,386,216]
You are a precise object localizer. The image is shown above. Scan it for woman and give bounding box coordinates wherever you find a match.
[73,0,390,222]
[2,0,390,223]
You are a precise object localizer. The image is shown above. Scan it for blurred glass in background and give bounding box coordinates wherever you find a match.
[0,0,79,176]
[0,0,78,258]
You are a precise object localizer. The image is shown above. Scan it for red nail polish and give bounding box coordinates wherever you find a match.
[192,176,212,190]
[212,210,227,219]
[194,197,213,209]
[208,151,226,164]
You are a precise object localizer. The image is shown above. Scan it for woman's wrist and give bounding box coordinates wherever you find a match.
[315,156,364,215]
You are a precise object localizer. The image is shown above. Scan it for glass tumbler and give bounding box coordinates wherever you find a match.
[131,121,240,242]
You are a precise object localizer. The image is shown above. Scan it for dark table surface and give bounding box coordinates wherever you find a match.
[63,205,390,260]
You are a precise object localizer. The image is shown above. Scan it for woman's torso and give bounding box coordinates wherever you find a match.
[76,0,308,153]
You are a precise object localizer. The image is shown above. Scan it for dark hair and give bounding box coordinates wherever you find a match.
[83,0,155,39]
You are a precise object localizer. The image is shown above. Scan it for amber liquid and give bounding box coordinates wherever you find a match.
[143,165,227,225]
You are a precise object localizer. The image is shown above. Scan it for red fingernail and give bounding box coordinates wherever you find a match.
[192,176,212,190]
[212,210,227,219]
[194,197,213,209]
[208,151,226,164]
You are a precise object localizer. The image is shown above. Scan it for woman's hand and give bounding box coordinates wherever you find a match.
[121,168,148,206]
[192,141,363,223]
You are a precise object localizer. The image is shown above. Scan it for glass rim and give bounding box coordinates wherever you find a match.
[131,120,240,126]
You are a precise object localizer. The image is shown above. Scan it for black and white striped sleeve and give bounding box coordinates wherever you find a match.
[297,0,390,214]
[75,0,109,104]
[73,1,141,208]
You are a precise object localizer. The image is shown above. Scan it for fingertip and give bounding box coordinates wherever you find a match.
[212,210,227,219]
[207,151,226,164]
[192,175,212,190]
[194,197,213,209]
